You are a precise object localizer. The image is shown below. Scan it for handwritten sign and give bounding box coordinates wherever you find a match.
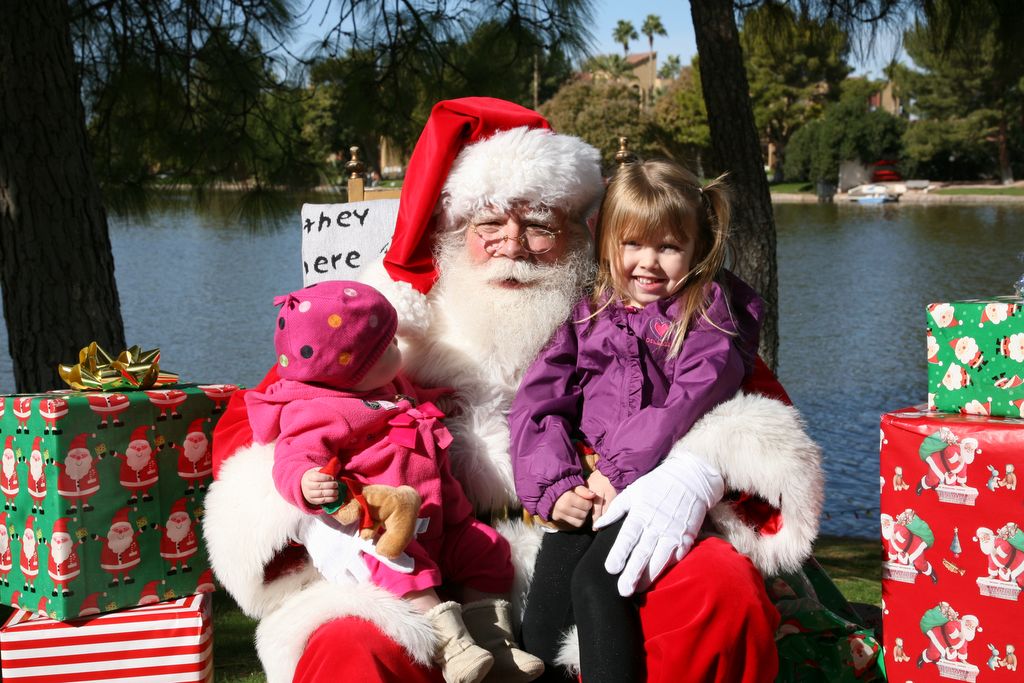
[301,200,399,286]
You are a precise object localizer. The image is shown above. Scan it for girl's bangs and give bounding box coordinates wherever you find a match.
[614,195,694,244]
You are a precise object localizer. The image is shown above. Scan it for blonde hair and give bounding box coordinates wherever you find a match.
[589,159,732,356]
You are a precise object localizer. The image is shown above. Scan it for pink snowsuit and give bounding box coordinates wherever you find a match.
[247,373,513,597]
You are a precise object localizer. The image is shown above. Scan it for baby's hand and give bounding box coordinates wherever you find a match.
[587,469,617,522]
[301,467,339,506]
[550,486,595,528]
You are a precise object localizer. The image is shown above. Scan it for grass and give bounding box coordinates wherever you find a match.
[208,535,879,682]
[933,186,1024,196]
[769,182,814,194]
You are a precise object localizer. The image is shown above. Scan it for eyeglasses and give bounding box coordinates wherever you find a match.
[470,223,562,255]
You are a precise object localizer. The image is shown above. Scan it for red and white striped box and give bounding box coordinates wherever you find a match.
[0,593,212,682]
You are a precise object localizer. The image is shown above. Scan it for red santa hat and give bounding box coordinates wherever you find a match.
[195,568,215,593]
[4,435,13,451]
[382,97,603,294]
[130,425,151,445]
[36,596,48,616]
[69,433,89,452]
[10,590,21,608]
[0,511,7,527]
[111,508,131,527]
[31,437,41,452]
[187,418,207,437]
[24,516,35,532]
[138,580,160,604]
[52,517,71,536]
[170,498,189,517]
[78,592,101,616]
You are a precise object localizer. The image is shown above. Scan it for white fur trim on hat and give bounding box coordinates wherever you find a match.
[441,127,603,228]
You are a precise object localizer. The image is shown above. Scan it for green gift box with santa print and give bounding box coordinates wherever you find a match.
[0,383,237,620]
[927,297,1024,417]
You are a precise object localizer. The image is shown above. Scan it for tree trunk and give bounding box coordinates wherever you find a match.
[0,0,125,392]
[690,0,779,371]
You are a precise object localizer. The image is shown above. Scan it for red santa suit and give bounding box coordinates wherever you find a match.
[118,426,159,501]
[47,517,81,595]
[203,99,822,683]
[86,392,130,428]
[177,419,213,493]
[39,396,68,434]
[97,508,142,584]
[20,516,39,588]
[26,438,47,512]
[57,434,101,512]
[922,613,980,664]
[0,512,13,586]
[989,535,1024,587]
[160,498,198,572]
[1,435,20,509]
[13,397,32,433]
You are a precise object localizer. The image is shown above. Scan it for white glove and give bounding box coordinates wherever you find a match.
[592,450,724,596]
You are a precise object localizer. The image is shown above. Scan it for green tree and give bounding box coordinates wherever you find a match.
[642,14,668,55]
[740,3,852,182]
[582,54,638,81]
[895,0,1023,182]
[784,81,906,183]
[658,54,683,81]
[613,19,639,57]
[541,80,658,167]
[652,64,712,172]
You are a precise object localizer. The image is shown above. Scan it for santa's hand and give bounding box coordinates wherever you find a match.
[301,467,339,506]
[593,450,724,597]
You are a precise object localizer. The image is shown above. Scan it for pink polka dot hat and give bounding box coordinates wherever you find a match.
[272,280,398,388]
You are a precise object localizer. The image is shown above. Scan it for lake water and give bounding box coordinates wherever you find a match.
[2,196,1022,537]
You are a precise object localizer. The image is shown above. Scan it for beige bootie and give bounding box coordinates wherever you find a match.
[427,601,495,683]
[462,599,545,682]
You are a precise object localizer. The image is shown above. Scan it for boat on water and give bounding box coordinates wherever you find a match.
[847,183,900,204]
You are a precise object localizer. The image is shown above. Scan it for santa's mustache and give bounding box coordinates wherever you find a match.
[477,258,552,285]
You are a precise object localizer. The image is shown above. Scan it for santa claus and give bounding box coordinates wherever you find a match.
[56,433,101,514]
[916,428,977,494]
[203,98,823,683]
[47,516,81,597]
[2,435,20,510]
[19,515,40,592]
[177,418,213,494]
[975,523,1024,588]
[13,397,32,433]
[93,507,142,586]
[39,396,68,435]
[0,511,12,586]
[881,509,939,583]
[117,426,159,504]
[160,498,198,574]
[26,437,47,514]
[918,602,980,667]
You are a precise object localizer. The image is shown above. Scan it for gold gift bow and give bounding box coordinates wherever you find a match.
[58,342,179,390]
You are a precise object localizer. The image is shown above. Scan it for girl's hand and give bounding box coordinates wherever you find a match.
[301,467,339,506]
[550,486,596,528]
[587,469,618,522]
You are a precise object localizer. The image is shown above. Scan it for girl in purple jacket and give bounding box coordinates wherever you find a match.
[510,159,764,683]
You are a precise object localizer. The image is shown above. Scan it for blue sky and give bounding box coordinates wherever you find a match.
[289,0,901,78]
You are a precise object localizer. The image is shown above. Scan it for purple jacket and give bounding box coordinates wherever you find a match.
[509,272,764,520]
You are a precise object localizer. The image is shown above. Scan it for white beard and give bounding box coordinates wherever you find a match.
[108,526,133,554]
[64,452,93,481]
[0,530,8,554]
[428,230,594,381]
[29,455,43,481]
[50,534,73,565]
[166,516,191,543]
[126,447,151,472]
[400,231,594,513]
[22,532,36,559]
[184,436,208,463]
[2,453,13,477]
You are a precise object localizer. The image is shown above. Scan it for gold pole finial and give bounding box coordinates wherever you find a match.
[615,136,638,166]
[345,146,366,179]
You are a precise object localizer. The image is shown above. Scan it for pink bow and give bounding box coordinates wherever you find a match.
[387,402,453,452]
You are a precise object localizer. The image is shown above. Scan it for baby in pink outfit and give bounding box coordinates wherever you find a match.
[245,280,543,683]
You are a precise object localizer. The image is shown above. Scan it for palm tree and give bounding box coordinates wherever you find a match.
[582,54,638,81]
[613,19,638,57]
[641,14,667,55]
[658,54,682,80]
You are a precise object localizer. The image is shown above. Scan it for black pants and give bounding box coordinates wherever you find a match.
[520,519,643,683]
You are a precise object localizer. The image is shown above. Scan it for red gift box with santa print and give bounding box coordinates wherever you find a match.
[0,592,212,682]
[880,406,1024,682]
[0,384,233,619]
